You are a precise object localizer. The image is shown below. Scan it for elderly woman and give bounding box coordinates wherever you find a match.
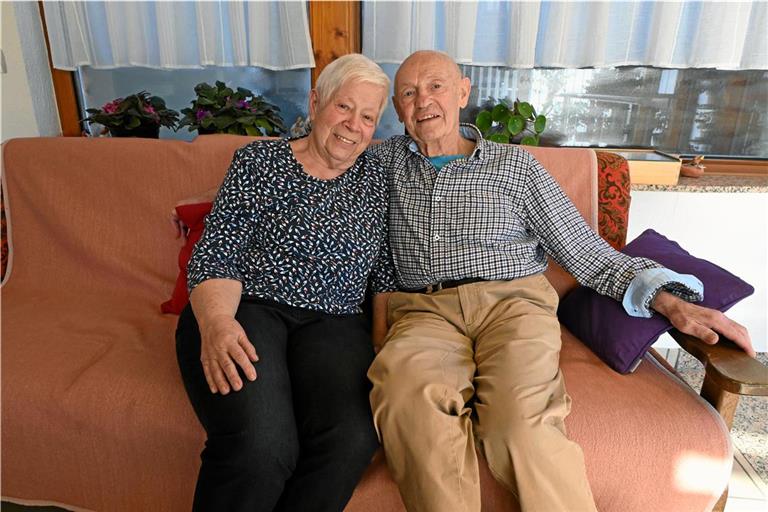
[175,54,394,512]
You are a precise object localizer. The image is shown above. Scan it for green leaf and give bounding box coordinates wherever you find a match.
[255,119,272,131]
[521,135,537,146]
[488,133,510,144]
[214,116,236,129]
[508,115,525,135]
[475,110,492,133]
[125,117,141,129]
[491,104,509,123]
[534,115,547,134]
[244,125,261,136]
[517,102,533,119]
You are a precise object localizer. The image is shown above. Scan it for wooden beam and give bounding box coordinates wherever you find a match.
[309,1,361,87]
[37,1,81,136]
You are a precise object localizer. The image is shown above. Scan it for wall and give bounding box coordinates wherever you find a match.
[1,2,59,142]
[629,190,768,353]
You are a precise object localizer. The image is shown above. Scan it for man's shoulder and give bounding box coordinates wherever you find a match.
[366,135,411,160]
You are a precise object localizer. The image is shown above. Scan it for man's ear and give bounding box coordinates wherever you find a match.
[392,95,404,122]
[458,77,471,109]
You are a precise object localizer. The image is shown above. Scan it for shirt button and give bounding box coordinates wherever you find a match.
[434,235,441,241]
[435,196,442,202]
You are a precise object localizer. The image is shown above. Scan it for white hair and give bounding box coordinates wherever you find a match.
[315,53,390,118]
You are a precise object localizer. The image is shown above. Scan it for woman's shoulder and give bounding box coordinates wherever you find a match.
[236,138,290,158]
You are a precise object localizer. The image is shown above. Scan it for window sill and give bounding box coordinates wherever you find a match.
[632,174,768,193]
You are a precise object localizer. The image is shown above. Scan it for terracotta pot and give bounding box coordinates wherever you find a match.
[109,124,161,138]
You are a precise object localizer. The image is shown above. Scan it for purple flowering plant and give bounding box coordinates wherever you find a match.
[178,81,285,136]
[82,91,179,135]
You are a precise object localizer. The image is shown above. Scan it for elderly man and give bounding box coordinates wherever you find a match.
[365,50,754,512]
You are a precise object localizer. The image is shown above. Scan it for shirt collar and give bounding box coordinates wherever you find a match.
[406,123,486,161]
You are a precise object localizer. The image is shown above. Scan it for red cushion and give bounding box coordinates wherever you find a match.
[160,202,213,314]
[595,151,631,251]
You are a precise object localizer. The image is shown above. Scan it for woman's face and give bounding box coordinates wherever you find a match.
[308,79,386,169]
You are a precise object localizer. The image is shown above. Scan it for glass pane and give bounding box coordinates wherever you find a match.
[459,66,768,158]
[76,66,312,141]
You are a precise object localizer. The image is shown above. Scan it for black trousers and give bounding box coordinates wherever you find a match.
[176,298,379,512]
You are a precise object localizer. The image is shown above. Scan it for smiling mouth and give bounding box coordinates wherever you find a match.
[334,133,357,145]
[416,114,440,123]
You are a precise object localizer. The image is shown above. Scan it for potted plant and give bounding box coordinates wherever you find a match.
[178,81,286,136]
[475,99,547,146]
[83,91,179,138]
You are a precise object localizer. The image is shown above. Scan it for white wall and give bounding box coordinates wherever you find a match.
[1,1,59,142]
[629,191,768,352]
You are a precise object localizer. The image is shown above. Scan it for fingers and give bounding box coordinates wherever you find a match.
[201,344,259,395]
[170,210,189,241]
[672,305,756,358]
[711,313,755,358]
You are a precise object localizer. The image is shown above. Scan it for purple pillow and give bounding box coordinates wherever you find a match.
[558,229,754,374]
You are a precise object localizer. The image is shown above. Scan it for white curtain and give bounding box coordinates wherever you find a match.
[363,1,768,69]
[43,1,315,70]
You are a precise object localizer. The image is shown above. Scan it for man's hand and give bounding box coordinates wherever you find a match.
[171,187,218,241]
[199,314,259,394]
[652,291,756,357]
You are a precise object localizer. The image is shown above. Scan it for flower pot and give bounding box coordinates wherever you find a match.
[109,124,161,138]
[196,126,218,135]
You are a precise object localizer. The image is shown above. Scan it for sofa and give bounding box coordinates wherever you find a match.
[0,134,753,511]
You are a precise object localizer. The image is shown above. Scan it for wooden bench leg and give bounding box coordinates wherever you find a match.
[700,369,740,512]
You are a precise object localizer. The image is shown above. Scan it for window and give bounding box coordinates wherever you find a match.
[76,66,311,140]
[458,66,767,158]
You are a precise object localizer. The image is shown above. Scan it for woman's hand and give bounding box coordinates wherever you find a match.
[171,187,218,241]
[199,314,259,394]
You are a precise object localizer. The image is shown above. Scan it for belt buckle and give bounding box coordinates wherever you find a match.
[425,282,444,294]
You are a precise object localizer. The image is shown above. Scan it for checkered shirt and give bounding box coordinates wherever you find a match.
[367,124,697,304]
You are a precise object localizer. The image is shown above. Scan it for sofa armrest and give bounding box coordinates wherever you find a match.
[670,329,768,397]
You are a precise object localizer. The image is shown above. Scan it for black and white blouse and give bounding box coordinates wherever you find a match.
[188,139,397,315]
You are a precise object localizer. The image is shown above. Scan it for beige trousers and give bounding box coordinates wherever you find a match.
[368,275,597,512]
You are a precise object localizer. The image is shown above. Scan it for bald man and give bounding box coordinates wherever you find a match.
[365,50,754,512]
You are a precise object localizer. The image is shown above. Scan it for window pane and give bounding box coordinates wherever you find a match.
[459,66,768,158]
[76,66,311,140]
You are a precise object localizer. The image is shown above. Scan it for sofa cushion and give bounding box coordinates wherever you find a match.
[161,202,213,314]
[558,229,755,374]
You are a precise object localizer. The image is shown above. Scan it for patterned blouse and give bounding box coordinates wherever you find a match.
[187,139,397,315]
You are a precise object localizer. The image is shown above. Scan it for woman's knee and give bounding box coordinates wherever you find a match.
[205,428,300,479]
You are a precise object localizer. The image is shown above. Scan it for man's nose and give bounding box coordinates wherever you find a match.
[415,89,431,109]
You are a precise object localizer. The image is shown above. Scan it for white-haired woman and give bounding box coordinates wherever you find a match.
[176,54,394,512]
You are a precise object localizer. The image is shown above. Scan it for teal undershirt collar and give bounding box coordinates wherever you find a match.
[429,154,464,171]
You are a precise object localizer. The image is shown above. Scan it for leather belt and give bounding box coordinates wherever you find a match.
[404,278,486,294]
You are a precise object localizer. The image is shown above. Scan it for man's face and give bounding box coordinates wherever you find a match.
[393,52,470,150]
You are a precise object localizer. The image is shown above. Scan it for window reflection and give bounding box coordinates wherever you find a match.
[459,66,767,158]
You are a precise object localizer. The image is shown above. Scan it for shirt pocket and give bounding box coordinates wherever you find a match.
[447,188,527,243]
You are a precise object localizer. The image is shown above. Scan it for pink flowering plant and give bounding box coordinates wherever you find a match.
[83,91,179,135]
[178,81,285,136]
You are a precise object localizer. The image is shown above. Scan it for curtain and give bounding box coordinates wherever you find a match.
[363,1,767,70]
[43,1,315,71]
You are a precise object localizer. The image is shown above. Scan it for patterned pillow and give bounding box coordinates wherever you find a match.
[596,151,631,250]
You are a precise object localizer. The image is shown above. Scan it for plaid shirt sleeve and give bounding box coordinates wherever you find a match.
[523,152,663,302]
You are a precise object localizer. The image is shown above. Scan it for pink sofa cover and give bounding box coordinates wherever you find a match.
[1,135,731,511]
